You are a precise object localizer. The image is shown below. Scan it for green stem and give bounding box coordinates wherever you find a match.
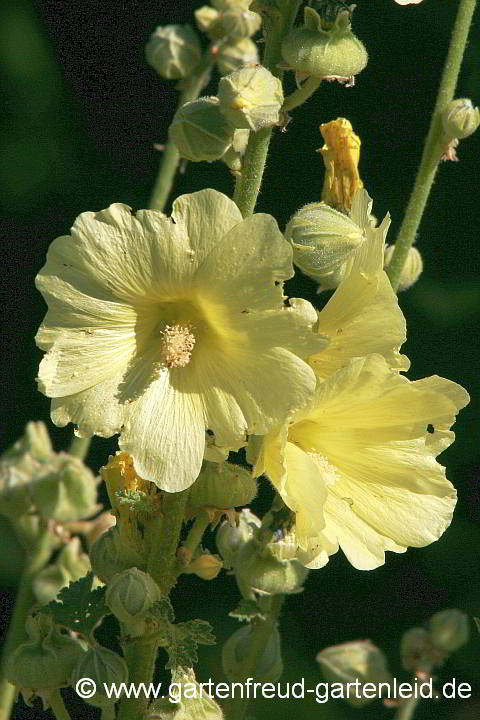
[68,435,91,460]
[0,527,52,720]
[117,640,158,720]
[394,695,421,720]
[233,0,302,217]
[180,510,211,560]
[147,490,189,595]
[386,0,477,291]
[282,76,322,112]
[149,50,216,212]
[101,707,116,720]
[49,690,71,720]
[225,595,284,720]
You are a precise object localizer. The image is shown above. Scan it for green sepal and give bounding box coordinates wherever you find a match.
[229,598,266,622]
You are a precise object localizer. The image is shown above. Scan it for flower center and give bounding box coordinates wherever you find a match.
[307,452,338,487]
[160,324,196,368]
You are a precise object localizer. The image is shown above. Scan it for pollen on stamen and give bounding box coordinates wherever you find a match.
[161,324,196,368]
[307,452,338,486]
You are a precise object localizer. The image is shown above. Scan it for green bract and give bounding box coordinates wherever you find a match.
[6,614,85,694]
[169,97,235,162]
[189,461,257,510]
[285,199,366,289]
[145,24,201,79]
[442,98,480,140]
[222,624,282,682]
[282,6,367,79]
[72,647,129,709]
[216,38,259,76]
[218,65,284,131]
[384,245,423,291]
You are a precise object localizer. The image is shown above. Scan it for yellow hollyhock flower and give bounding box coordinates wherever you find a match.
[310,189,409,378]
[254,354,469,570]
[36,189,326,491]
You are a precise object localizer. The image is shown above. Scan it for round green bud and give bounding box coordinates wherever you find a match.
[218,65,283,131]
[221,128,250,172]
[72,647,129,709]
[285,201,365,287]
[429,609,470,653]
[220,9,262,40]
[169,96,235,162]
[189,461,257,511]
[215,509,261,569]
[235,538,309,596]
[282,7,367,80]
[217,38,259,76]
[384,245,423,291]
[400,627,437,672]
[442,98,480,140]
[6,614,85,693]
[317,640,392,707]
[106,568,160,628]
[145,25,202,80]
[31,453,99,523]
[222,624,282,683]
[90,526,146,584]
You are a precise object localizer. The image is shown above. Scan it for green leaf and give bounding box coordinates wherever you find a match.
[152,597,175,624]
[229,598,266,622]
[165,619,215,670]
[46,572,108,639]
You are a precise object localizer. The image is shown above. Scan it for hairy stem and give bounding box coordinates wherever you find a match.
[233,0,302,216]
[149,50,216,212]
[180,510,212,563]
[282,76,322,112]
[116,640,158,720]
[68,435,91,461]
[0,527,53,720]
[386,0,477,291]
[147,489,189,595]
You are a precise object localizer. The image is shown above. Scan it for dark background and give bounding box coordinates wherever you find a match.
[1,0,479,718]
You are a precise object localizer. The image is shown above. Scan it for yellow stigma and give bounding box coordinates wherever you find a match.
[161,324,196,368]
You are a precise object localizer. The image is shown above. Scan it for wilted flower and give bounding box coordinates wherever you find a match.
[35,190,325,491]
[319,117,363,213]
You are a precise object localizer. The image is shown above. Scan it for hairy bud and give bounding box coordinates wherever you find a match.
[169,97,235,162]
[145,25,201,80]
[218,65,283,131]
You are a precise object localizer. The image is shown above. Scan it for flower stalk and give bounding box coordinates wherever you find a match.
[233,0,302,216]
[386,0,477,291]
[149,49,216,212]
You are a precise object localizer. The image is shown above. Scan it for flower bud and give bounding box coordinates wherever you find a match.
[216,509,261,569]
[189,461,257,512]
[106,568,160,631]
[384,245,423,291]
[33,537,91,605]
[219,9,262,41]
[145,25,202,80]
[221,129,250,172]
[6,614,85,694]
[428,609,470,653]
[72,647,128,709]
[400,627,438,672]
[317,640,392,707]
[218,66,283,131]
[442,98,480,140]
[31,454,99,523]
[90,526,146,584]
[285,201,365,287]
[184,552,223,580]
[222,624,282,682]
[282,6,367,80]
[235,538,309,596]
[216,38,259,76]
[169,96,235,162]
